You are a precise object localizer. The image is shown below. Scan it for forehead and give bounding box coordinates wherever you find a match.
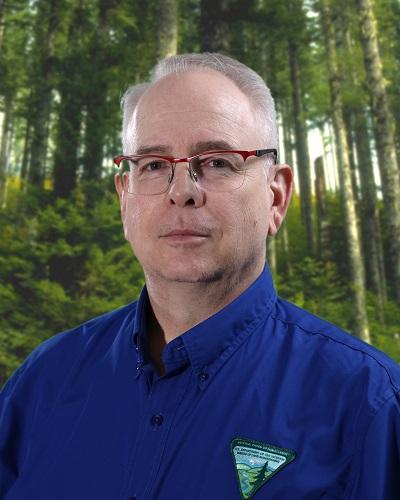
[128,70,260,153]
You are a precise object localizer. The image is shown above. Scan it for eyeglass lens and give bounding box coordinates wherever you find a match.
[119,151,274,195]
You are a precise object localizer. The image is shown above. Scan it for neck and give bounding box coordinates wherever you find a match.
[144,260,265,346]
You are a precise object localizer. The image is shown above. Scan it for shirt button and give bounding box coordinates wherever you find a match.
[151,413,164,426]
[199,372,209,382]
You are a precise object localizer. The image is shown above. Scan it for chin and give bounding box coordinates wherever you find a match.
[146,261,225,284]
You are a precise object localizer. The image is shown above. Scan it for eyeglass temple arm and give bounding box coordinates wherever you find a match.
[255,149,278,162]
[114,155,125,167]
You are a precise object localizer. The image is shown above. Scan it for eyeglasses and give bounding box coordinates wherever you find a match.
[113,149,277,196]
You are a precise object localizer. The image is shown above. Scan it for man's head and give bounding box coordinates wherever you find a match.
[121,53,278,156]
[115,53,292,287]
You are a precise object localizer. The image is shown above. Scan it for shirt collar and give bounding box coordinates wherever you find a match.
[132,263,276,388]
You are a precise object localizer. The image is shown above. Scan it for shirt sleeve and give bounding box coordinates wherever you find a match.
[348,390,400,499]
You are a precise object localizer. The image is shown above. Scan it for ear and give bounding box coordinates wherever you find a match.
[267,164,293,236]
[115,172,122,197]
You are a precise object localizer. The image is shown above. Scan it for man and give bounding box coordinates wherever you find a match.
[0,53,399,500]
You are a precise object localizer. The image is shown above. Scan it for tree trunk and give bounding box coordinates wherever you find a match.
[282,99,294,167]
[200,0,231,52]
[28,0,59,188]
[385,0,400,162]
[334,1,360,204]
[200,0,257,52]
[0,1,5,56]
[319,126,332,190]
[356,0,400,303]
[82,0,115,189]
[328,121,339,190]
[157,0,178,59]
[20,119,32,193]
[53,95,82,198]
[0,0,8,56]
[314,156,331,261]
[2,125,14,209]
[335,8,387,309]
[288,39,314,255]
[53,1,85,198]
[320,0,370,342]
[343,109,359,204]
[353,109,387,302]
[0,93,13,208]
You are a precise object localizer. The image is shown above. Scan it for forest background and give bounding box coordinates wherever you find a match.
[0,0,399,387]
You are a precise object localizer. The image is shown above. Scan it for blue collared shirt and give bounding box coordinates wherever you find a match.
[1,264,400,499]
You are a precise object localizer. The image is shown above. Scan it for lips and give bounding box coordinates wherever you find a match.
[162,229,208,237]
[159,228,210,246]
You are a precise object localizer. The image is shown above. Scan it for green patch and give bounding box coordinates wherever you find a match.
[231,438,296,499]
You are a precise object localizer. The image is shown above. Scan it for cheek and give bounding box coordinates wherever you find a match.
[238,191,270,236]
[123,200,150,243]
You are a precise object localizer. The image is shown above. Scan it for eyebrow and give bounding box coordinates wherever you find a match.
[194,140,236,153]
[134,140,237,156]
[135,144,170,155]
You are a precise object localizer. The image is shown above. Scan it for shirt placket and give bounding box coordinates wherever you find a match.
[120,360,191,500]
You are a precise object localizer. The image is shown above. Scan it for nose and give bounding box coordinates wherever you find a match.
[167,161,205,208]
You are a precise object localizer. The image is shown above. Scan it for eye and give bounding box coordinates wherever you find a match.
[146,161,164,171]
[146,161,163,170]
[203,155,241,171]
[200,156,233,169]
[137,158,170,172]
[208,158,228,168]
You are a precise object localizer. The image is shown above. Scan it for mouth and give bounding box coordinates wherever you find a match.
[160,229,209,245]
[162,230,209,237]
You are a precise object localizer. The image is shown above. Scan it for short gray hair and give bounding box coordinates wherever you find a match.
[121,52,278,155]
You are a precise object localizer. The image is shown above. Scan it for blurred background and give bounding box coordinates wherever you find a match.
[0,0,399,386]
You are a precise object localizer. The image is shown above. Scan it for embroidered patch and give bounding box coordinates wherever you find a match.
[231,437,296,499]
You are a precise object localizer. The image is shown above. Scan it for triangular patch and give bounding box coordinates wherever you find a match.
[231,437,296,500]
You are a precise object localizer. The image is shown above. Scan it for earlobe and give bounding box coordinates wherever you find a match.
[268,165,293,236]
[268,213,283,236]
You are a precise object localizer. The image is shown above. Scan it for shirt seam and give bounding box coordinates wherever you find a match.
[270,312,400,392]
[206,294,276,385]
[273,307,400,499]
[343,388,400,499]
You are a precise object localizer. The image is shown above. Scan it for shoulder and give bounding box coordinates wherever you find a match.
[268,299,400,498]
[1,301,138,395]
[271,297,400,408]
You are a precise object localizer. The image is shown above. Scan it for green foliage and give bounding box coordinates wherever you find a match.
[276,257,349,324]
[0,0,399,388]
[369,293,400,363]
[275,253,400,363]
[273,192,400,363]
[2,181,397,389]
[0,183,144,385]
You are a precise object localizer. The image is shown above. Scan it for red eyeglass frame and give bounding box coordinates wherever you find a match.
[113,149,278,169]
